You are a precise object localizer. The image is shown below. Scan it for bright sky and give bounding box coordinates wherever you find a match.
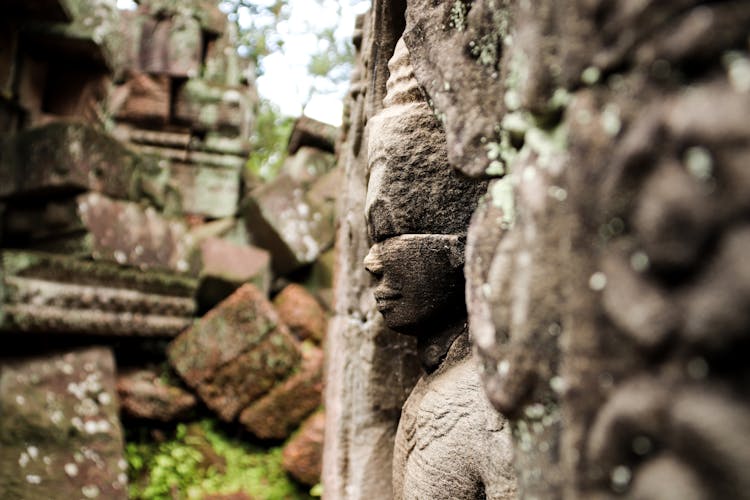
[117,0,369,126]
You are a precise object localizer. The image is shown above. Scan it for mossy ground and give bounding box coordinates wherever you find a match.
[125,419,316,500]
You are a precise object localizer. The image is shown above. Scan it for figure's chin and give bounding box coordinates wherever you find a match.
[380,312,419,335]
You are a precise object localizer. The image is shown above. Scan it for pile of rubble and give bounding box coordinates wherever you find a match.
[0,1,339,497]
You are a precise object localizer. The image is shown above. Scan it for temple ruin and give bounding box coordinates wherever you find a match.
[2,0,750,499]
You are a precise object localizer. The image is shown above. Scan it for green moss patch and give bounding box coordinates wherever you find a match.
[126,420,313,499]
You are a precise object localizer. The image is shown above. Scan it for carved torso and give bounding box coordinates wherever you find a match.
[392,332,516,500]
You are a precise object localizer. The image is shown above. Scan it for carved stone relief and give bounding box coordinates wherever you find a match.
[364,38,514,500]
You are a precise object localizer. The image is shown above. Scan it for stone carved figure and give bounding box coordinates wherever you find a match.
[363,38,516,500]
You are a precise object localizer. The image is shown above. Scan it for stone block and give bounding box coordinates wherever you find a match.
[282,411,325,486]
[140,0,225,35]
[242,175,335,275]
[168,162,241,219]
[194,237,271,311]
[0,122,167,204]
[167,284,301,421]
[62,193,193,273]
[16,193,193,273]
[137,13,202,78]
[116,367,196,421]
[0,250,196,337]
[24,0,125,73]
[0,347,128,499]
[37,65,111,125]
[281,146,336,185]
[273,284,327,343]
[239,346,323,440]
[287,115,338,155]
[174,79,251,135]
[111,73,171,125]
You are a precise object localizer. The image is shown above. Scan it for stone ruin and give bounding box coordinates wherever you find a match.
[0,1,338,497]
[325,1,750,500]
[3,0,750,499]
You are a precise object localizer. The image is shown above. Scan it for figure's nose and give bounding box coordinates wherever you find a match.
[364,246,383,277]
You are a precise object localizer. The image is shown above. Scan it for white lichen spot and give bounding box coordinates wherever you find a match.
[524,403,546,420]
[84,420,99,435]
[581,66,601,85]
[77,398,99,417]
[589,272,607,291]
[684,146,713,181]
[118,472,127,485]
[82,485,100,498]
[486,161,505,176]
[550,376,566,394]
[547,322,562,336]
[97,392,112,406]
[547,186,567,202]
[113,250,127,264]
[490,178,516,228]
[630,251,650,273]
[723,51,750,93]
[497,360,510,376]
[26,474,42,485]
[118,458,127,471]
[601,104,622,136]
[610,465,632,492]
[16,395,25,406]
[18,452,30,468]
[50,410,64,425]
[71,416,84,432]
[482,283,492,299]
[504,90,521,111]
[27,446,38,459]
[96,420,111,433]
[64,462,79,477]
[176,259,189,272]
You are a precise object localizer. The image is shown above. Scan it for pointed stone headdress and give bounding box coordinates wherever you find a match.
[365,38,487,243]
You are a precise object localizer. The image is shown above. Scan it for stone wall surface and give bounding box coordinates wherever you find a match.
[326,0,750,499]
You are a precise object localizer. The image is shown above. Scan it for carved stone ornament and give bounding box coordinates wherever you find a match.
[364,37,514,500]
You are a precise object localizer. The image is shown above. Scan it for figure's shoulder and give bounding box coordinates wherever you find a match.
[416,356,506,436]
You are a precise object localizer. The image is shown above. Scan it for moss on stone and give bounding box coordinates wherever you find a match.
[126,419,313,500]
[2,250,197,297]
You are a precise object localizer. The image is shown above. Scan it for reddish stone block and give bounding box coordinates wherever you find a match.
[239,346,323,440]
[282,411,325,486]
[116,368,196,422]
[273,284,327,343]
[167,284,301,421]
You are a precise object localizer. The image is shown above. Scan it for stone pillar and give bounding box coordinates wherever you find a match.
[322,3,423,499]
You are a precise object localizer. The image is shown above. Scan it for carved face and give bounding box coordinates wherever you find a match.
[364,234,466,334]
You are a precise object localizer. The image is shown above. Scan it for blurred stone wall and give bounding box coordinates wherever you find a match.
[326,1,750,499]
